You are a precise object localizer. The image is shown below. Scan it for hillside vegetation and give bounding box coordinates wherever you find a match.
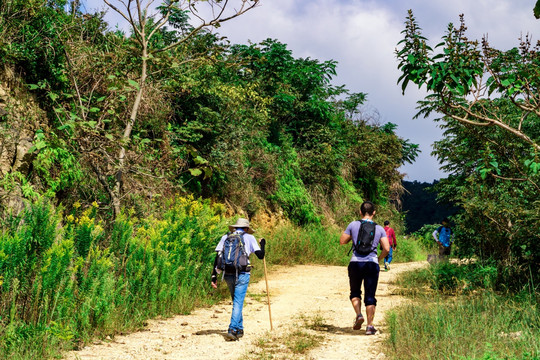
[0,2,416,358]
[397,10,540,290]
[0,1,416,223]
[1,2,539,359]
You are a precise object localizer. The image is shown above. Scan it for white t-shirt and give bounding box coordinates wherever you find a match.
[215,230,260,257]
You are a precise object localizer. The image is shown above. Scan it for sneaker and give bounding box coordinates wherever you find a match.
[225,329,238,341]
[353,314,364,330]
[236,329,244,338]
[386,264,390,271]
[365,325,377,335]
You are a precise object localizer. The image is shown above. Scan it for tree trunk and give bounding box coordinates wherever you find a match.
[112,43,148,217]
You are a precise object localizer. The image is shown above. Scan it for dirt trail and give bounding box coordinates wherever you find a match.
[66,261,426,360]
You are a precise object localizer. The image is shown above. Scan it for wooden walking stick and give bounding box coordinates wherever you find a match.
[262,239,273,331]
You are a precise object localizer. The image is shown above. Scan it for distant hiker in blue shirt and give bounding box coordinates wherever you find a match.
[211,218,265,341]
[340,201,390,335]
[432,218,453,256]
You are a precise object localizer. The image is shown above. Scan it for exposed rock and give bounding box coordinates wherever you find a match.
[12,135,35,175]
[0,68,48,215]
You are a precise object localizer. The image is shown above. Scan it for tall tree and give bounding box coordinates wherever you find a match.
[102,0,259,217]
[396,10,540,154]
[396,10,540,287]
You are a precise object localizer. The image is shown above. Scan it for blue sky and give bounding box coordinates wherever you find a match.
[82,0,538,182]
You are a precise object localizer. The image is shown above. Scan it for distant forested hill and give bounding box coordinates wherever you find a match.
[401,180,458,233]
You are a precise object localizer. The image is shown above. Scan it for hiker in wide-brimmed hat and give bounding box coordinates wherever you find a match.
[211,218,266,341]
[228,218,254,234]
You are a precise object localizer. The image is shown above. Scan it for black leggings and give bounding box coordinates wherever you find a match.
[348,261,380,306]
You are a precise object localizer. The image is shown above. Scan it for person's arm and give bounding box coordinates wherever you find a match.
[254,238,266,259]
[340,232,352,245]
[432,229,440,244]
[211,235,226,288]
[378,236,390,263]
[211,253,219,288]
[391,229,397,249]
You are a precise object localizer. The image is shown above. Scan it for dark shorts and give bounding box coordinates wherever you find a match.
[439,243,451,256]
[348,261,380,306]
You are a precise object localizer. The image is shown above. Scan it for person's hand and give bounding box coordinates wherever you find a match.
[259,238,266,247]
[211,274,217,288]
[211,281,217,289]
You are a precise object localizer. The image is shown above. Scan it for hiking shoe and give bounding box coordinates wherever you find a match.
[225,329,238,341]
[386,264,390,271]
[236,329,244,338]
[365,325,377,335]
[353,314,364,330]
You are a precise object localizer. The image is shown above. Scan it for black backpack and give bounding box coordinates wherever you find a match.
[351,220,377,256]
[217,233,249,274]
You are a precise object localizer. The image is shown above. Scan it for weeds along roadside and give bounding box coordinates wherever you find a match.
[0,196,231,359]
[385,261,540,360]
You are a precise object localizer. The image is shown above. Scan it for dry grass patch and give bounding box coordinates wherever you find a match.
[241,313,327,360]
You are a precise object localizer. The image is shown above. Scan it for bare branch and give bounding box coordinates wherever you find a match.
[449,103,540,152]
[136,0,144,30]
[104,0,144,41]
[156,0,259,54]
[491,174,527,181]
[63,47,87,121]
[188,1,205,23]
[448,113,492,127]
[144,0,156,15]
[103,0,130,23]
[147,5,172,41]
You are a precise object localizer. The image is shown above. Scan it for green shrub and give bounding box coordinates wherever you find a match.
[391,236,427,263]
[258,222,348,267]
[271,148,320,225]
[396,261,498,294]
[412,223,440,250]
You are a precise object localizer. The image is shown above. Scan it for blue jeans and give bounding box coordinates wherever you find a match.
[224,272,250,331]
[385,247,394,264]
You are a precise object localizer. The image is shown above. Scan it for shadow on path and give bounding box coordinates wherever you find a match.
[310,324,367,336]
[194,329,226,337]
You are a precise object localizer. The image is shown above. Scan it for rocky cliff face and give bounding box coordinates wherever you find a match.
[0,66,48,213]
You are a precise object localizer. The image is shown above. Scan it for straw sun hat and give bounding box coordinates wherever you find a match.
[228,218,254,234]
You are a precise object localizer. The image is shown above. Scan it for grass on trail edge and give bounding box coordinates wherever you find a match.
[385,263,540,360]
